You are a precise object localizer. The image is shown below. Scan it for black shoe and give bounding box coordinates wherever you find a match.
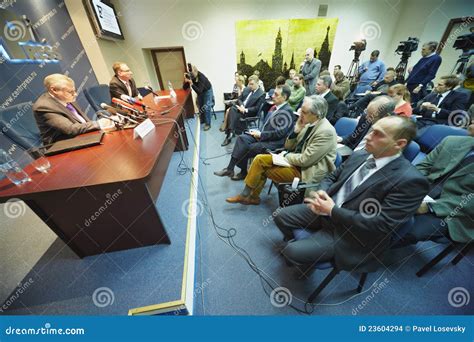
[214,168,234,177]
[203,124,211,131]
[221,137,232,146]
[231,172,246,181]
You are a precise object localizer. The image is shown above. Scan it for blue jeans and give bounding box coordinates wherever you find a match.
[198,88,214,125]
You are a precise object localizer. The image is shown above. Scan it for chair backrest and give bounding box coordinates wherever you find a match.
[335,151,342,167]
[334,117,358,138]
[417,124,468,152]
[137,87,152,97]
[83,84,111,111]
[0,102,42,149]
[402,140,420,162]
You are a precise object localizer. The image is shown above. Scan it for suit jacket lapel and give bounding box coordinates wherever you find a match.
[328,152,368,196]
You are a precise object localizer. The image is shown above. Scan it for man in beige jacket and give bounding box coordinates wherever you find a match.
[226,95,337,205]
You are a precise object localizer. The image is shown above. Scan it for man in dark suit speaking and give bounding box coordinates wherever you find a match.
[215,85,294,180]
[274,115,430,273]
[33,74,115,145]
[109,62,140,100]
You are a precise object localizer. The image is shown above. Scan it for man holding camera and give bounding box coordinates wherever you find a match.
[183,65,214,131]
[405,41,442,104]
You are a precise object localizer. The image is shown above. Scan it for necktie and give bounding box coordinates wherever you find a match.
[243,91,253,106]
[434,94,443,106]
[125,81,132,96]
[333,157,377,206]
[66,103,86,123]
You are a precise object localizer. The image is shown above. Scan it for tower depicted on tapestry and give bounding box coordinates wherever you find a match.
[236,18,338,88]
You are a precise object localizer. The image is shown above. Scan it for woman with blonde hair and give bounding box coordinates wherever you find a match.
[388,84,412,117]
[221,75,246,132]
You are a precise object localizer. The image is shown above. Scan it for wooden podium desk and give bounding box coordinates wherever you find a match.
[0,89,195,257]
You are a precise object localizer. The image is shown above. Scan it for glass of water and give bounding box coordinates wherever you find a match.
[0,150,31,185]
[27,147,51,173]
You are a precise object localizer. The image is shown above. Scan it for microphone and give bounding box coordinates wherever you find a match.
[100,103,139,124]
[120,94,149,109]
[100,102,130,116]
[96,110,124,126]
[145,85,160,97]
[112,97,144,116]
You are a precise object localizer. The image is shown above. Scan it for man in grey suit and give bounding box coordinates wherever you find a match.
[274,115,430,273]
[301,48,321,96]
[33,74,114,145]
[215,85,294,181]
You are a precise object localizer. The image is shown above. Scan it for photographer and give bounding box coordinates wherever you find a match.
[183,65,214,131]
[405,41,442,104]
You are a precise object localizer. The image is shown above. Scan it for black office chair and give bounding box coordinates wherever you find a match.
[416,240,473,277]
[240,101,265,130]
[0,102,42,149]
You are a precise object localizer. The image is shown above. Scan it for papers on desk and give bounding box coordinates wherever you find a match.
[271,153,291,167]
[133,118,155,139]
[422,195,436,203]
[156,95,171,100]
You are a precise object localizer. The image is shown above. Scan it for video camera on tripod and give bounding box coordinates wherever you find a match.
[346,39,367,90]
[394,37,419,83]
[451,32,474,75]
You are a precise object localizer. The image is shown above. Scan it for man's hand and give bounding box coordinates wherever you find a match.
[184,74,192,84]
[337,136,343,143]
[98,118,117,132]
[236,105,246,114]
[371,81,378,87]
[304,191,334,216]
[249,130,261,139]
[413,85,422,94]
[421,102,438,111]
[294,112,306,133]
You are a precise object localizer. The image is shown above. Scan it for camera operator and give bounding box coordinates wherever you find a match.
[405,41,442,104]
[183,64,214,131]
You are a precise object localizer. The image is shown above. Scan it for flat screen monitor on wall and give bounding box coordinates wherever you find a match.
[85,0,124,41]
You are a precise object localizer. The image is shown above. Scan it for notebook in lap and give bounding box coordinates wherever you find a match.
[45,132,105,156]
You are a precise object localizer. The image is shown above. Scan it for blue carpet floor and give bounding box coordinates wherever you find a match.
[192,111,473,316]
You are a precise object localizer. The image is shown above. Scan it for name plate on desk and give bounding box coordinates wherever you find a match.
[133,118,155,139]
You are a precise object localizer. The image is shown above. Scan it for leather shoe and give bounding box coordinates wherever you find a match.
[221,137,231,146]
[226,194,260,205]
[231,173,246,181]
[203,124,211,131]
[214,168,234,177]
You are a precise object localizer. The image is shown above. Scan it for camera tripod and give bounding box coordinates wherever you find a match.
[346,50,363,90]
[395,51,412,83]
[451,50,473,76]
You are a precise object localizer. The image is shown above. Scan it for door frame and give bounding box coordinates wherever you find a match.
[150,47,187,90]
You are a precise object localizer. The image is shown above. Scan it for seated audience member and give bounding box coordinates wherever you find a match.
[332,70,350,100]
[337,96,396,155]
[388,84,412,117]
[353,50,386,94]
[331,87,350,123]
[320,66,331,77]
[214,85,294,180]
[288,74,306,111]
[109,62,141,100]
[274,116,430,271]
[261,77,287,119]
[253,70,265,92]
[333,65,342,74]
[369,69,398,94]
[285,69,297,87]
[301,48,321,96]
[226,95,337,205]
[221,75,246,132]
[33,74,116,145]
[414,75,469,132]
[315,75,339,125]
[405,41,442,104]
[399,122,474,246]
[221,75,265,146]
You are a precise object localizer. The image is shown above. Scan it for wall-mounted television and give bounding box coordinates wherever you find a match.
[84,0,124,41]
